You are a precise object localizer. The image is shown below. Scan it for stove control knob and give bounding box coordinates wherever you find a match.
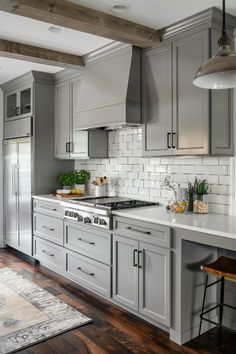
[94,217,99,224]
[78,215,83,222]
[74,212,79,218]
[99,218,107,226]
[84,217,91,224]
[69,211,74,218]
[65,210,70,216]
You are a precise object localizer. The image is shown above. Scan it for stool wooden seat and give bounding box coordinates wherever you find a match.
[201,256,236,282]
[199,256,236,337]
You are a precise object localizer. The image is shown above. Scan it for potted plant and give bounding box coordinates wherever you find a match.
[57,173,75,190]
[73,169,90,193]
[187,182,195,212]
[193,177,209,214]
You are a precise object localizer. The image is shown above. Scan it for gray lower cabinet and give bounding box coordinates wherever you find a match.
[113,226,170,326]
[113,235,139,311]
[65,251,111,297]
[33,213,64,246]
[64,221,111,265]
[34,236,65,274]
[142,13,234,156]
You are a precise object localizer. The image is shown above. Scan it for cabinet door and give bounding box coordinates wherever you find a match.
[173,30,209,155]
[70,77,89,158]
[142,44,173,156]
[139,242,170,326]
[54,81,70,158]
[210,28,233,155]
[6,90,18,120]
[19,85,32,117]
[113,234,139,311]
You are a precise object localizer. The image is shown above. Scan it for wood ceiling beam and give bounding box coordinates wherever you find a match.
[0,38,84,68]
[0,0,159,48]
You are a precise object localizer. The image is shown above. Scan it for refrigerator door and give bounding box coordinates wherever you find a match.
[18,139,32,256]
[4,140,18,249]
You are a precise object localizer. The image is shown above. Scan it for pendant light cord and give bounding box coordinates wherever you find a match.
[222,0,226,34]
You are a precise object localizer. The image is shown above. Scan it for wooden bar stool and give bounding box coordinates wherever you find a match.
[199,256,236,336]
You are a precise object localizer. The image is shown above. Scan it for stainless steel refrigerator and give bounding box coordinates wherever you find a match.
[4,138,32,256]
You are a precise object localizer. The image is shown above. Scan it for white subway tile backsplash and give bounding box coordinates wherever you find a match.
[75,127,231,215]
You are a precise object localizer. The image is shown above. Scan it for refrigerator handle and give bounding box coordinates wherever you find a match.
[12,164,18,196]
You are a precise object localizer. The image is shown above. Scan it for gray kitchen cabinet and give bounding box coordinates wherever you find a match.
[54,73,108,159]
[5,84,32,121]
[142,44,172,156]
[113,217,171,326]
[142,10,234,156]
[113,234,139,311]
[54,80,71,159]
[139,242,170,326]
[4,117,31,140]
[172,30,209,155]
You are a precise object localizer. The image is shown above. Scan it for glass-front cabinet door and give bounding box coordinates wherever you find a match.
[6,91,18,119]
[5,85,32,121]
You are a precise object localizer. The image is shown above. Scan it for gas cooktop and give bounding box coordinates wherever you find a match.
[70,196,158,210]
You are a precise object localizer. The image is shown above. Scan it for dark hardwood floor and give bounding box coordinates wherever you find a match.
[0,248,235,354]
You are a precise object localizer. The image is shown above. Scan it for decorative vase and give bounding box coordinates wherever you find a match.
[193,194,208,214]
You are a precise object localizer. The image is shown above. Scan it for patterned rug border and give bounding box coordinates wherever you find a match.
[0,267,92,354]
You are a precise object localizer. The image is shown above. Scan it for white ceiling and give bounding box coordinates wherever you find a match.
[1,0,236,84]
[70,0,236,29]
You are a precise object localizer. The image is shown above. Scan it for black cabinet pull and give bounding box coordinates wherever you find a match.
[66,142,70,152]
[69,142,73,153]
[172,132,176,148]
[77,267,94,276]
[167,132,171,148]
[133,249,138,267]
[78,237,95,245]
[138,250,143,269]
[126,226,151,235]
[42,250,54,257]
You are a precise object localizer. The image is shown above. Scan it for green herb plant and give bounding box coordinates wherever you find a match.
[194,177,209,195]
[57,173,75,187]
[74,169,90,185]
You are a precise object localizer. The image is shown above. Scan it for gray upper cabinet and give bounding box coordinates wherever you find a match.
[173,30,209,155]
[5,84,32,121]
[55,81,71,159]
[142,44,172,156]
[142,9,234,157]
[54,73,108,160]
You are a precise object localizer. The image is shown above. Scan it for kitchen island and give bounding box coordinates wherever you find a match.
[33,195,236,344]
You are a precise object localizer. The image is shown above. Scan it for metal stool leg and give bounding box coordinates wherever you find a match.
[219,276,225,326]
[199,275,209,337]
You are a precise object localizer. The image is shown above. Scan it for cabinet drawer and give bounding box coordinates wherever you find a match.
[34,237,65,274]
[114,217,171,248]
[66,252,111,297]
[33,213,63,245]
[33,199,63,218]
[64,221,111,265]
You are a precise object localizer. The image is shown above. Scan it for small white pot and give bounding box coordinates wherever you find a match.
[63,185,72,190]
[95,185,106,197]
[74,184,85,193]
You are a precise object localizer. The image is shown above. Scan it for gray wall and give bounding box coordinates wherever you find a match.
[0,89,3,247]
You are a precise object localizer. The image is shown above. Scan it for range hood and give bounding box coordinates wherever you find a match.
[73,43,141,130]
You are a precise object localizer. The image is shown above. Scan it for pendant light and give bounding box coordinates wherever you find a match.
[193,0,236,89]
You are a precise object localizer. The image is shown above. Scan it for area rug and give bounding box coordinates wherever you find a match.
[0,267,92,354]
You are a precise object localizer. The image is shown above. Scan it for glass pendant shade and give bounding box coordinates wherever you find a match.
[193,0,236,89]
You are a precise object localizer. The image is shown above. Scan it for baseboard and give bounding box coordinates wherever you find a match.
[170,315,218,345]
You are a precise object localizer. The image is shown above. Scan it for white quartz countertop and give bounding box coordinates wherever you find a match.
[33,194,92,203]
[113,207,236,241]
